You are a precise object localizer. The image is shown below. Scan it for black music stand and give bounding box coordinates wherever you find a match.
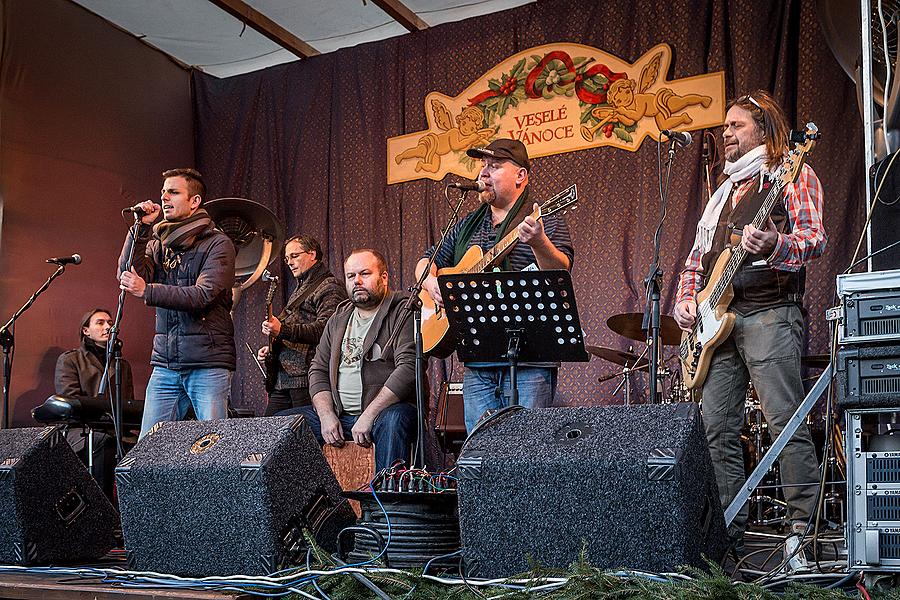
[438,270,589,406]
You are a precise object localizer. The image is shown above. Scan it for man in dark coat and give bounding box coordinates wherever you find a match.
[257,234,346,415]
[119,168,236,437]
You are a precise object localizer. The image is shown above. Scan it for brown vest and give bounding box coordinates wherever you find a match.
[699,173,803,316]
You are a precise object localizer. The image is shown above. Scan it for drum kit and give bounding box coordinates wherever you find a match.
[587,312,686,404]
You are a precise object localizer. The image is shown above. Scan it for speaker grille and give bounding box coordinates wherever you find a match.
[868,457,900,482]
[881,532,900,559]
[863,376,900,395]
[861,317,900,338]
[868,495,900,520]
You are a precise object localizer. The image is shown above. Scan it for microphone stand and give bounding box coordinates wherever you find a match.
[98,213,143,459]
[642,138,680,403]
[398,186,469,470]
[0,263,70,429]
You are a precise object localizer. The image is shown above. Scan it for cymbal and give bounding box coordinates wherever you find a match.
[606,313,682,346]
[801,354,830,369]
[585,345,649,368]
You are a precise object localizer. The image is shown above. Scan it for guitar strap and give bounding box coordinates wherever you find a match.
[283,269,332,315]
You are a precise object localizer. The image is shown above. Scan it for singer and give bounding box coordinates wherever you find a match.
[118,168,236,437]
[672,90,826,569]
[414,138,574,432]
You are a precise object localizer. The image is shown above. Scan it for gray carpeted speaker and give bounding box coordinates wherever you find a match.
[0,425,118,565]
[116,415,356,576]
[457,404,727,577]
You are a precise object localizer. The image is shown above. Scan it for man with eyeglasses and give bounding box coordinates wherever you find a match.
[257,235,346,415]
[415,138,574,433]
[672,90,826,569]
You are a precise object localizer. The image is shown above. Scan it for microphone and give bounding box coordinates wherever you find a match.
[122,202,160,216]
[660,129,693,146]
[447,180,486,192]
[46,254,82,265]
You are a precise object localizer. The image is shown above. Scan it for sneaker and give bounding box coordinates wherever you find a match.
[783,534,809,573]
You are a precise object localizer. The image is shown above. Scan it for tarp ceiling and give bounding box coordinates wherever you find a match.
[70,0,534,78]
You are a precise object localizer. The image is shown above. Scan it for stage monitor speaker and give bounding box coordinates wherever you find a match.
[457,403,727,578]
[0,426,118,565]
[116,415,356,577]
[871,153,900,271]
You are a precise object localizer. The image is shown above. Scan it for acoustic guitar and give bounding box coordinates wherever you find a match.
[421,184,578,358]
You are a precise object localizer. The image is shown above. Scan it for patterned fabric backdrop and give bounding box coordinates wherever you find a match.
[194,0,864,467]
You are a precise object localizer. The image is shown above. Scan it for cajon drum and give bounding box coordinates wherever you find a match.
[322,442,375,516]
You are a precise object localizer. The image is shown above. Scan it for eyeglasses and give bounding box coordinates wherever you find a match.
[284,250,313,263]
[738,94,763,111]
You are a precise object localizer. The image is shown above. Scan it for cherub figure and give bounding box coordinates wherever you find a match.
[395,102,494,173]
[606,53,712,130]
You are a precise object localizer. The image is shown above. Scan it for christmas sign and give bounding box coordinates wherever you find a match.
[387,43,724,184]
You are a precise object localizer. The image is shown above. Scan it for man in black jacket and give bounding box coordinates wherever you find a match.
[55,308,135,402]
[54,307,135,498]
[119,168,236,438]
[256,235,346,415]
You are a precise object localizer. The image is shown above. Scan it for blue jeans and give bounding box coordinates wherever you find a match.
[140,367,233,438]
[462,366,557,432]
[278,403,417,473]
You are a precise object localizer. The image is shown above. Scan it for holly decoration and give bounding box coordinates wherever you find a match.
[466,50,636,144]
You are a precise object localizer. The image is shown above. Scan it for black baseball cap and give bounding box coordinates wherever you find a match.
[467,139,530,171]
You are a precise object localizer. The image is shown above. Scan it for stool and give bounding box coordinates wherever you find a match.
[322,442,375,516]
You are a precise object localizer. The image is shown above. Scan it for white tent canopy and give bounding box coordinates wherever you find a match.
[71,0,534,78]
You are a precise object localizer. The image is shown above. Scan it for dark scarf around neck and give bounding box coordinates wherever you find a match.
[153,208,213,269]
[453,185,531,268]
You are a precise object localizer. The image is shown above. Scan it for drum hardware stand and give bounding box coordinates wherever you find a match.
[607,345,647,406]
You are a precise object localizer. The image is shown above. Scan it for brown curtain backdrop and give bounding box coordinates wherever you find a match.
[194,0,863,465]
[0,0,194,424]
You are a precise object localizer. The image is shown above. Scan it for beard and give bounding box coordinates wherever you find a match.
[350,283,386,309]
[478,189,496,204]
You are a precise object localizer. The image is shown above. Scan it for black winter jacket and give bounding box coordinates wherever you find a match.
[120,221,236,371]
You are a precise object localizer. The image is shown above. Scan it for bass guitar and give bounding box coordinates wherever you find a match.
[261,269,280,393]
[421,184,578,358]
[680,123,819,389]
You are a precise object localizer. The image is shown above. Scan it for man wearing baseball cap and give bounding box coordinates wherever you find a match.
[416,138,574,432]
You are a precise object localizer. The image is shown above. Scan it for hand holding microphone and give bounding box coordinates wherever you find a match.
[123,200,161,224]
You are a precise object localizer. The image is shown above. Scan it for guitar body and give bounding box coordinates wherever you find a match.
[263,340,280,393]
[680,248,736,390]
[420,245,486,358]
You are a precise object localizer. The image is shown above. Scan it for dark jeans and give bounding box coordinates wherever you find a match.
[265,387,312,416]
[278,403,417,472]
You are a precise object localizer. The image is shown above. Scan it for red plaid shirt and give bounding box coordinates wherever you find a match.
[675,162,826,305]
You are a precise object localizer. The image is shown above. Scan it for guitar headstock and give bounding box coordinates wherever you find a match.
[776,122,819,187]
[262,270,279,307]
[540,184,578,217]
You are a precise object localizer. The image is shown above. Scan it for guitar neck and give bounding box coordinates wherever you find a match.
[469,206,541,273]
[708,179,785,307]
